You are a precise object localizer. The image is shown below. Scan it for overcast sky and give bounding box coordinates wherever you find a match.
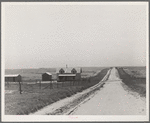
[3,2,148,69]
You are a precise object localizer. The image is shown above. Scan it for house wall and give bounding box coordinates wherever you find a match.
[42,74,52,81]
[5,77,14,82]
[57,74,81,82]
[58,76,75,82]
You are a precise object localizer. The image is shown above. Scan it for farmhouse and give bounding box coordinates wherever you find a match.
[56,67,82,82]
[5,74,22,82]
[42,72,52,81]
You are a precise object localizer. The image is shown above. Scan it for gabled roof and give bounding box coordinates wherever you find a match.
[5,74,20,77]
[56,67,81,73]
[43,72,52,75]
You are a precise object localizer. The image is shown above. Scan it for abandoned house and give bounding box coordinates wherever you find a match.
[56,67,82,82]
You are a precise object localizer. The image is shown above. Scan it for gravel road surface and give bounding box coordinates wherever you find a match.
[70,68,146,115]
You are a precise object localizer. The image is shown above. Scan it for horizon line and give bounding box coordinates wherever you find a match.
[5,65,146,70]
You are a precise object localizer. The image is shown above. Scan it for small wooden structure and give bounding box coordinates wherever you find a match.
[42,72,52,81]
[5,74,22,82]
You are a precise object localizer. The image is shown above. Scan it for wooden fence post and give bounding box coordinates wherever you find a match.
[39,80,41,89]
[19,81,22,94]
[57,81,58,88]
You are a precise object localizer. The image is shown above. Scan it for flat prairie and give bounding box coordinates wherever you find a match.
[4,67,109,115]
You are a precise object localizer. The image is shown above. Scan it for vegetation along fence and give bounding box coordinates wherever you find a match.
[5,68,110,94]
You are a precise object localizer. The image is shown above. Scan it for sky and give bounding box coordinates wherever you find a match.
[3,2,148,69]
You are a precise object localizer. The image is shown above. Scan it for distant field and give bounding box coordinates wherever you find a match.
[5,68,110,115]
[5,67,107,82]
[123,66,146,78]
[81,67,107,78]
[117,66,146,97]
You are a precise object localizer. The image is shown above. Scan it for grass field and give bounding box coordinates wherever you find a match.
[117,66,146,97]
[122,66,146,78]
[5,68,110,115]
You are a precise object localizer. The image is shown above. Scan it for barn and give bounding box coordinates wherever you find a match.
[5,74,22,82]
[56,67,82,82]
[42,72,52,81]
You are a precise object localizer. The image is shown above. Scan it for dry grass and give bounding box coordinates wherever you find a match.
[123,66,146,78]
[117,67,146,97]
[5,87,83,115]
[5,68,109,115]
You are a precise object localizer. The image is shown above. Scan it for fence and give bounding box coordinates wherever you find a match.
[5,68,110,94]
[5,79,91,94]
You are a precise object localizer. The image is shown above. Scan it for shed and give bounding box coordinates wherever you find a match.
[42,72,52,81]
[5,74,22,82]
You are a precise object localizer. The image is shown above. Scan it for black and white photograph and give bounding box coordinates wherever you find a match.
[1,2,149,122]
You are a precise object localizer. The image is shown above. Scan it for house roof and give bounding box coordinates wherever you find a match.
[43,72,52,75]
[56,67,81,73]
[5,74,20,77]
[58,74,76,76]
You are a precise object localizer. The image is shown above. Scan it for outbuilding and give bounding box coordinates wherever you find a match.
[42,72,52,81]
[5,74,22,82]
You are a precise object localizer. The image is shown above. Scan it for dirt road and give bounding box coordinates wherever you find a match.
[69,67,146,115]
[30,69,111,115]
[31,68,146,115]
